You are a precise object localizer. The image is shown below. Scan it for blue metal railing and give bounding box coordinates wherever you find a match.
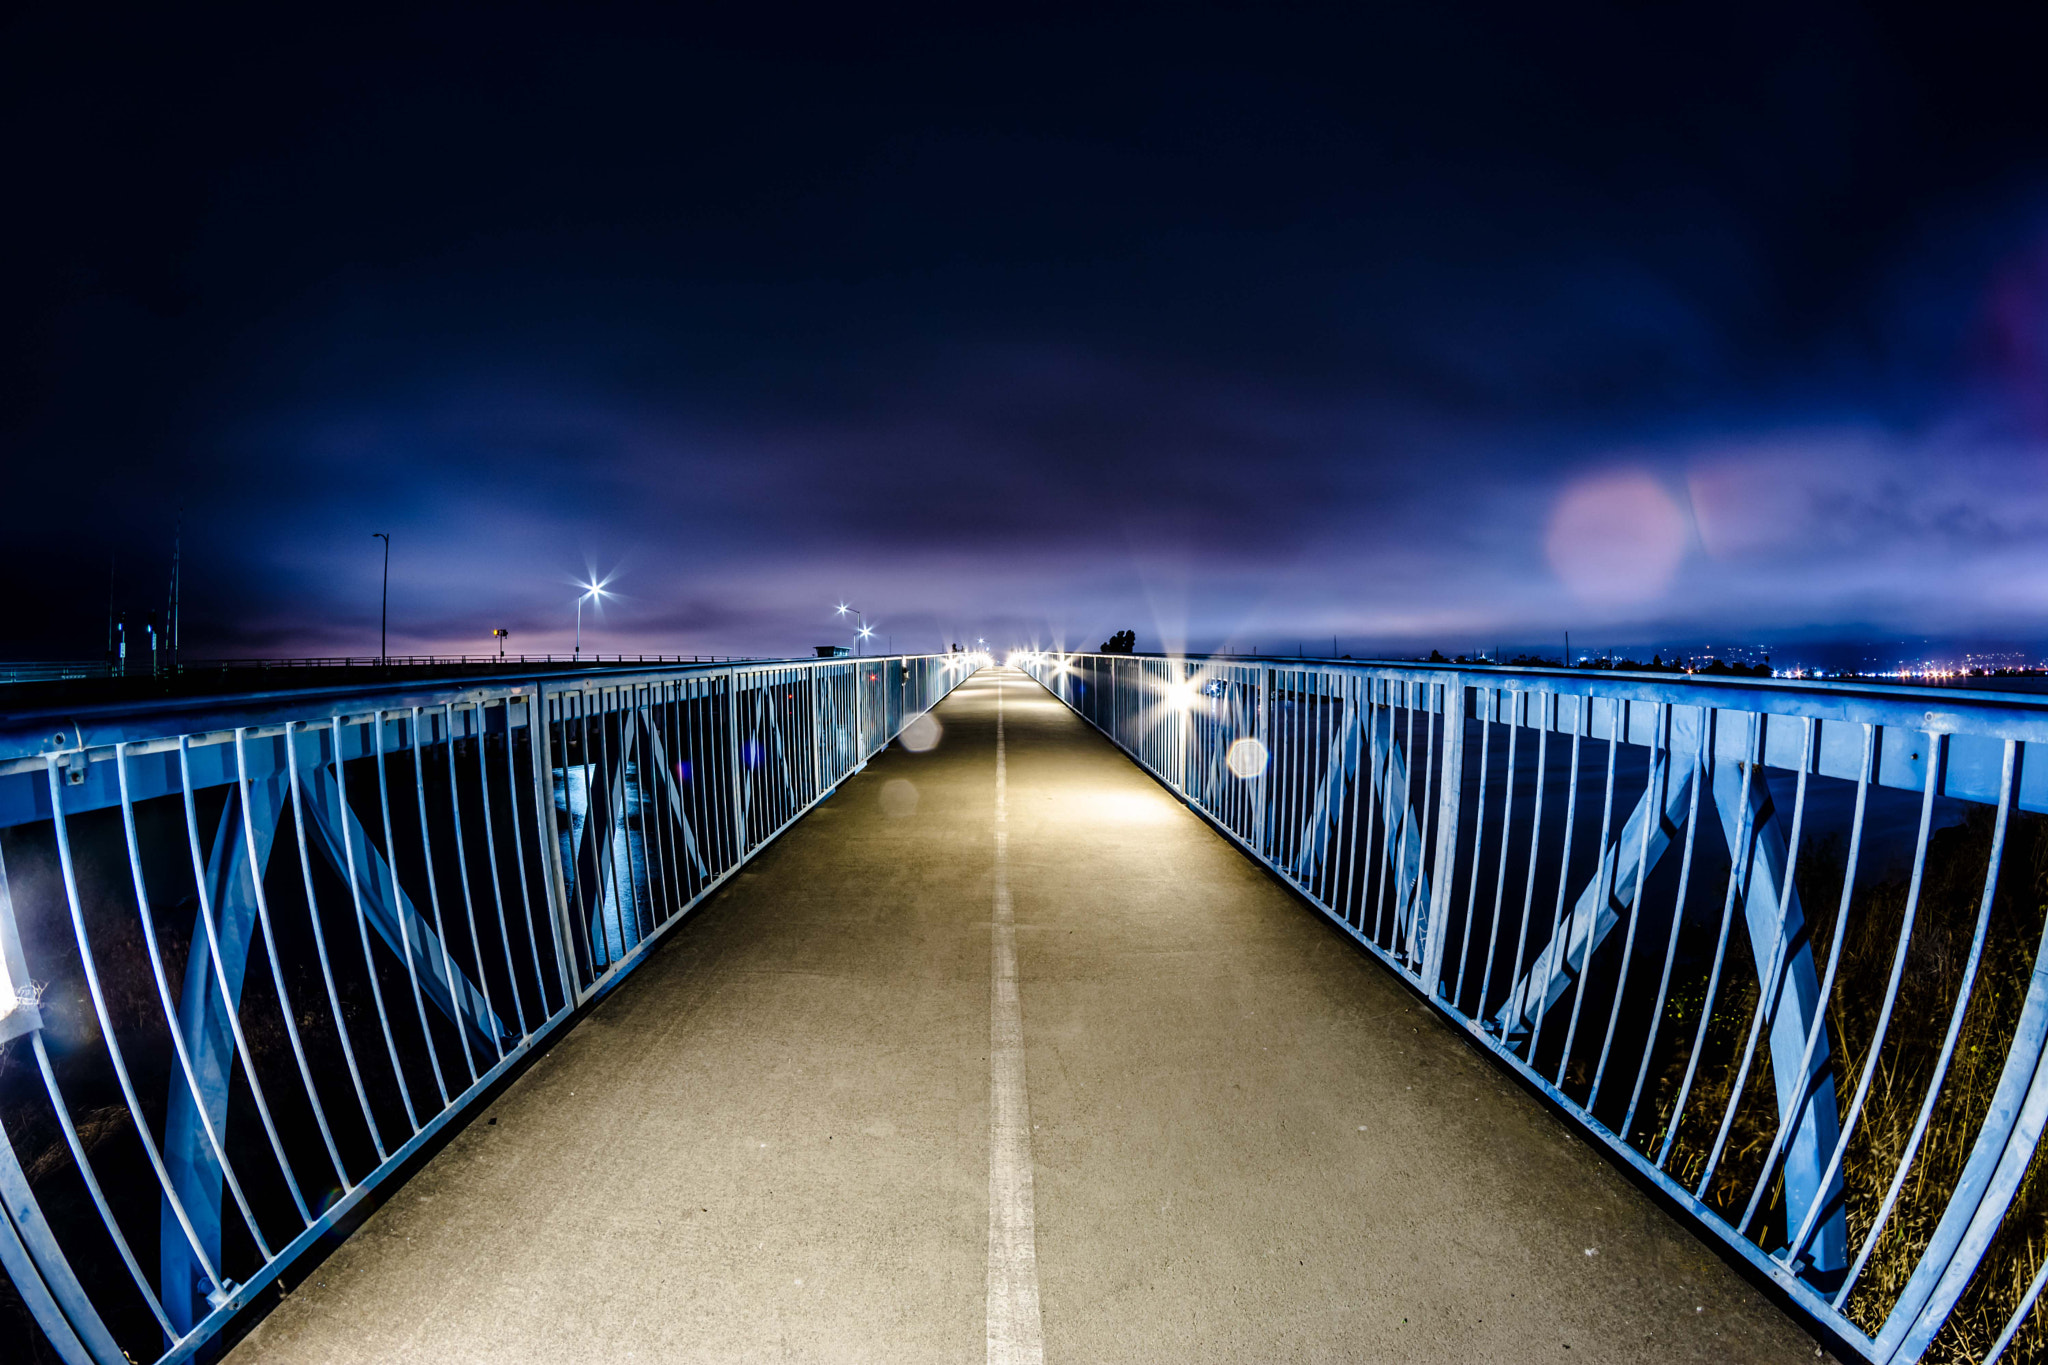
[0,652,984,1364]
[1017,650,2048,1365]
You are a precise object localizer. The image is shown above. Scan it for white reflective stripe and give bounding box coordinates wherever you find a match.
[987,674,1045,1365]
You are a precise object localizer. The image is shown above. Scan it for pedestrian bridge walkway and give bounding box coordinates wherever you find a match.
[223,672,1823,1363]
[10,653,2048,1364]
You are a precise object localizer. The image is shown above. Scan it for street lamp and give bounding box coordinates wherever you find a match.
[576,578,610,660]
[372,533,390,666]
[836,602,873,657]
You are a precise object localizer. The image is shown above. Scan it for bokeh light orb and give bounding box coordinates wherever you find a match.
[1544,468,1690,605]
[881,778,919,818]
[1225,737,1269,779]
[900,713,942,752]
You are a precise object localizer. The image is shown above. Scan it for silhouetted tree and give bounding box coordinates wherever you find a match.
[1100,629,1136,654]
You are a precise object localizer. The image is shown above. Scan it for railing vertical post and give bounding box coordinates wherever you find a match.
[811,664,826,799]
[1176,660,1190,796]
[531,685,580,1006]
[1420,678,1465,996]
[1254,667,1271,858]
[728,667,748,855]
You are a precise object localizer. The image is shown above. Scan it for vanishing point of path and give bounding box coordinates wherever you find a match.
[227,669,1836,1364]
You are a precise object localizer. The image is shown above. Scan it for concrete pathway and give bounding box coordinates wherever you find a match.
[228,669,1836,1364]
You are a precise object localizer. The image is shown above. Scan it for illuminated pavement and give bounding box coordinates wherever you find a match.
[226,669,1836,1364]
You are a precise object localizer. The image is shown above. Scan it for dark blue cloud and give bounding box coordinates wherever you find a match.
[5,3,2048,661]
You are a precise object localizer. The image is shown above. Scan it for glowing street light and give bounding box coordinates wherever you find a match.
[837,602,873,656]
[575,576,612,660]
[372,532,390,666]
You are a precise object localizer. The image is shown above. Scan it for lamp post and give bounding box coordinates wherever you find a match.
[575,579,608,660]
[836,602,873,657]
[372,533,390,666]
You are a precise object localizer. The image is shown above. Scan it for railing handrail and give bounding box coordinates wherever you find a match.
[0,653,978,769]
[1017,650,2048,743]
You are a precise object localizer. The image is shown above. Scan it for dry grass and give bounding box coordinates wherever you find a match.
[1633,807,2048,1363]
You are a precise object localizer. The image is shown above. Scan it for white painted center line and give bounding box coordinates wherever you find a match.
[987,674,1045,1365]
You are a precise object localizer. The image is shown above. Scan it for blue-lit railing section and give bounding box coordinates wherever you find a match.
[1019,651,2048,1365]
[0,653,981,1365]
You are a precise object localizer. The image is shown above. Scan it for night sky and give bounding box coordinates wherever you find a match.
[5,4,2048,663]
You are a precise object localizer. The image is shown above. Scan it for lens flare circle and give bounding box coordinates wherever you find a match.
[1544,468,1690,606]
[1225,737,1268,779]
[881,779,919,818]
[900,713,942,752]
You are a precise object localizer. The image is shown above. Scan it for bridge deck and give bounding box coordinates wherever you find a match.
[226,669,1833,1363]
